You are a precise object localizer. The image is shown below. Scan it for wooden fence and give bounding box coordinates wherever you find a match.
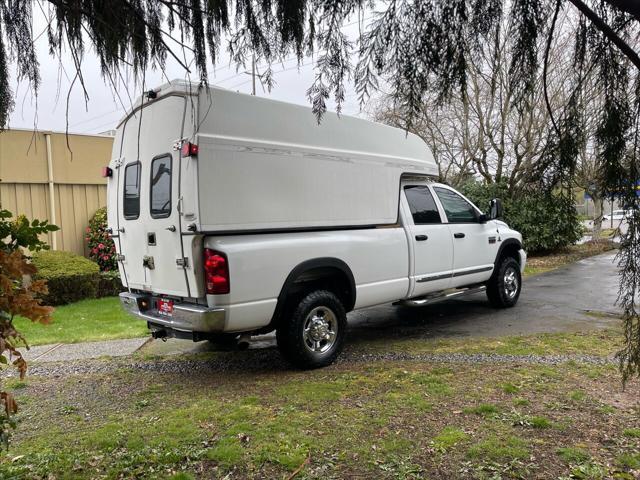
[0,129,113,256]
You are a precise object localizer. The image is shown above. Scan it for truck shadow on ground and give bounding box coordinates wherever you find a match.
[346,297,500,344]
[160,295,502,359]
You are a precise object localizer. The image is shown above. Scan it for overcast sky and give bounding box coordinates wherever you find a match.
[7,10,369,135]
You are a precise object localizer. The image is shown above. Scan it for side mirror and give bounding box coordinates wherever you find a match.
[489,198,503,220]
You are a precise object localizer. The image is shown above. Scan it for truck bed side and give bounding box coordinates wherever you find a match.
[204,227,410,332]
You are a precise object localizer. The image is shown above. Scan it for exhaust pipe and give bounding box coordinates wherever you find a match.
[237,333,251,350]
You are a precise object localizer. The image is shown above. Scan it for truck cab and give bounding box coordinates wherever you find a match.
[110,81,526,369]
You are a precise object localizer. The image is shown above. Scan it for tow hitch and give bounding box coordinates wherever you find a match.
[151,329,168,341]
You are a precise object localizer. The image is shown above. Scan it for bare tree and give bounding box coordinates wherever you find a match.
[371,9,574,193]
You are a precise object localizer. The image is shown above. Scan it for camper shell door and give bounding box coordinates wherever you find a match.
[115,94,191,297]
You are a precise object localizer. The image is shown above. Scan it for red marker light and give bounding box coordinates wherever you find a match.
[101,166,113,178]
[181,142,199,157]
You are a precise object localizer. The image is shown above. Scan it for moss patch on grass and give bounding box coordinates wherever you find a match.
[467,435,530,462]
[464,403,500,417]
[557,446,591,464]
[623,428,640,438]
[432,426,468,451]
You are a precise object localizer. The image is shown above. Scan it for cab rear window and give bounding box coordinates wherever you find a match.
[150,154,172,218]
[123,162,141,219]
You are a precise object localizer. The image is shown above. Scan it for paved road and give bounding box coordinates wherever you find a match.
[144,251,622,357]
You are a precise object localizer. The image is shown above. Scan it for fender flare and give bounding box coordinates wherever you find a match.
[270,257,356,325]
[494,238,523,266]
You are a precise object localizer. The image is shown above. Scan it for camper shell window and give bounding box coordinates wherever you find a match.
[123,162,141,220]
[150,154,172,218]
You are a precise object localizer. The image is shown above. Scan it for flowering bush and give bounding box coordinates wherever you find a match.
[86,207,117,272]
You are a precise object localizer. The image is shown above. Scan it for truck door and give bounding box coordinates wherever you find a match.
[115,95,191,297]
[401,184,454,297]
[432,185,499,287]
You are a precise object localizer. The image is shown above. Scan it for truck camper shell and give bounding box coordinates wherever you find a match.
[112,80,438,234]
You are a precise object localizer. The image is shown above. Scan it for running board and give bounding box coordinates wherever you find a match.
[397,284,487,307]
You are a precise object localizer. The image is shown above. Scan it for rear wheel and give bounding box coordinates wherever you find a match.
[276,290,347,369]
[486,256,521,308]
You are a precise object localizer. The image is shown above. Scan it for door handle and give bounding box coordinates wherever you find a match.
[454,233,465,239]
[415,235,428,241]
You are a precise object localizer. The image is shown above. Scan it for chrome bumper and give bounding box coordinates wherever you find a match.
[119,292,225,333]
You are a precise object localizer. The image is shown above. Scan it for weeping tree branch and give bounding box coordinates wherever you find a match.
[603,0,640,22]
[568,0,640,72]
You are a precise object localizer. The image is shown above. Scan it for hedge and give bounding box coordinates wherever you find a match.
[96,270,126,298]
[460,181,583,254]
[31,250,124,305]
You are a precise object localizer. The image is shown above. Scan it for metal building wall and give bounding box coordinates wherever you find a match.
[0,129,113,256]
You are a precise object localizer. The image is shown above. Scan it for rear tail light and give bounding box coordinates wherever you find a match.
[101,166,113,178]
[204,249,230,294]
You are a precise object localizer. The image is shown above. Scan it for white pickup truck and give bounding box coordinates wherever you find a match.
[107,80,526,368]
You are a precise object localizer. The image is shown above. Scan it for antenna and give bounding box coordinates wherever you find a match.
[244,55,271,95]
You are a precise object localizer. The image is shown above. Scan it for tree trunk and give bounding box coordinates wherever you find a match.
[592,193,604,241]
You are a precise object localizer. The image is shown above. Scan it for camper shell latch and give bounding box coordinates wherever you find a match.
[176,257,189,268]
[143,255,155,270]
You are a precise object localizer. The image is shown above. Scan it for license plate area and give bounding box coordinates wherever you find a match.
[157,298,174,316]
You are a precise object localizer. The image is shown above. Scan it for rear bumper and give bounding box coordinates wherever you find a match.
[119,292,226,333]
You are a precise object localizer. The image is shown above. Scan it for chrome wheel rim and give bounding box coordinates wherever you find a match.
[303,306,338,354]
[504,267,519,299]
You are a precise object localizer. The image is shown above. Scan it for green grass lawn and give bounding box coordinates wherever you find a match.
[13,297,148,346]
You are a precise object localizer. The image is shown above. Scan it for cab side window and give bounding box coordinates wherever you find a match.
[404,186,442,224]
[150,155,172,218]
[123,162,141,219]
[434,187,478,223]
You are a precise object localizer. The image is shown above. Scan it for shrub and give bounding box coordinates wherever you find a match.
[86,207,117,272]
[32,250,100,306]
[97,271,125,298]
[460,181,583,254]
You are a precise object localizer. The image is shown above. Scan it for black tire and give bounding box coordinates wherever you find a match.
[486,256,522,308]
[276,290,347,369]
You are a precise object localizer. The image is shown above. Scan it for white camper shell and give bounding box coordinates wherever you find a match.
[110,80,525,369]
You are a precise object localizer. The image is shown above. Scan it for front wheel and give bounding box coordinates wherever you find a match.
[276,290,347,369]
[486,256,522,308]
